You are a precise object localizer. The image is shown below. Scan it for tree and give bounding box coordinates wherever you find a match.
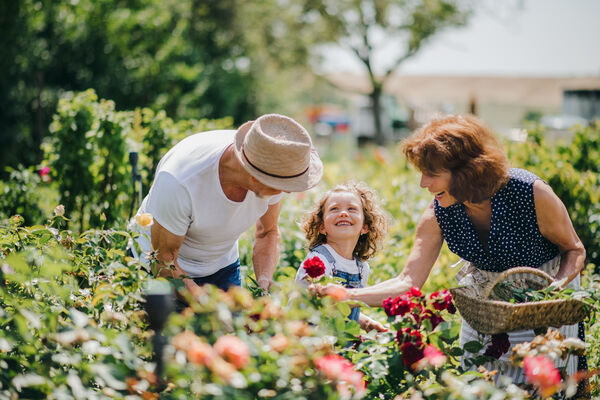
[0,0,325,173]
[304,0,471,144]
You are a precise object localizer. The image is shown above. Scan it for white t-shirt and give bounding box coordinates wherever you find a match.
[135,130,282,277]
[295,243,370,287]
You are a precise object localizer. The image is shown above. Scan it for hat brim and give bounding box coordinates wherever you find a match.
[234,121,323,192]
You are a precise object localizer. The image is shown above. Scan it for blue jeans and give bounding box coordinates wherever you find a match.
[192,259,241,291]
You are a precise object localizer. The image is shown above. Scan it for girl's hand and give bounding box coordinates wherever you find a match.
[359,314,388,333]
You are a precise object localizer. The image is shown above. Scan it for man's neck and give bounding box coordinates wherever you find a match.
[219,146,249,202]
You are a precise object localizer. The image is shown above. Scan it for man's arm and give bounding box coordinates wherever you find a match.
[534,180,586,285]
[151,220,201,298]
[252,201,282,291]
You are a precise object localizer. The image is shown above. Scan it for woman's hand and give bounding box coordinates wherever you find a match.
[309,283,349,301]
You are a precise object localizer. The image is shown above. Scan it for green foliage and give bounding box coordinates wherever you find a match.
[44,90,130,230]
[0,215,150,399]
[506,122,600,268]
[0,167,45,225]
[42,90,233,231]
[0,0,322,174]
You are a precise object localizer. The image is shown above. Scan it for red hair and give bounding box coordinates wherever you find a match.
[402,114,510,203]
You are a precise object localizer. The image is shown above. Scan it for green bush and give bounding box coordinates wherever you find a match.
[42,90,233,231]
[507,123,600,269]
[0,166,45,225]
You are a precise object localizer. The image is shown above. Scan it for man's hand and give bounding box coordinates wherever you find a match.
[257,276,273,293]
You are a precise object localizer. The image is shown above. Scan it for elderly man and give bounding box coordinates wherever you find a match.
[135,114,322,296]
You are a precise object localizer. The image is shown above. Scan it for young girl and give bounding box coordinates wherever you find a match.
[296,182,388,332]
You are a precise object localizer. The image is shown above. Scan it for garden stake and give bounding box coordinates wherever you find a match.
[145,283,173,392]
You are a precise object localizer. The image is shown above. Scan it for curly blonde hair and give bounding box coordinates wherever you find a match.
[301,182,388,261]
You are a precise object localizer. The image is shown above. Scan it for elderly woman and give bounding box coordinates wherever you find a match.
[327,114,587,383]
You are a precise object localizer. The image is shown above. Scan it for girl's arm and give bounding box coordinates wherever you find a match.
[334,202,444,307]
[358,313,387,332]
[534,180,586,285]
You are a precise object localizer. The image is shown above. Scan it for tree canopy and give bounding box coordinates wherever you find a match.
[304,0,471,144]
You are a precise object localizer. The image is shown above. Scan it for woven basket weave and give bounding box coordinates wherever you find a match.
[449,267,587,334]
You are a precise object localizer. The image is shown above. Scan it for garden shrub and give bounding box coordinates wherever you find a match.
[0,166,45,225]
[42,90,233,231]
[507,123,600,269]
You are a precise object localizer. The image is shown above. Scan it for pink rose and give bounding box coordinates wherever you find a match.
[315,354,365,394]
[213,335,250,370]
[523,355,561,397]
[421,344,447,368]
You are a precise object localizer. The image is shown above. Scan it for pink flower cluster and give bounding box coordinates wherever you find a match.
[303,256,326,279]
[39,166,51,182]
[523,355,561,397]
[315,354,366,398]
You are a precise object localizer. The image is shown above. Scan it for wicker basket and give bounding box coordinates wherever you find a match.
[449,267,587,334]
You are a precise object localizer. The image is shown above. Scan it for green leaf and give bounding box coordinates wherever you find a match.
[345,320,361,337]
[463,340,484,354]
[335,301,352,317]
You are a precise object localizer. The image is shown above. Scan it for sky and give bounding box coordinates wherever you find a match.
[319,0,600,77]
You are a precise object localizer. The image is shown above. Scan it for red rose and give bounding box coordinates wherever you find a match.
[484,333,510,359]
[408,286,423,298]
[400,342,424,369]
[382,294,417,317]
[396,327,423,346]
[423,309,444,330]
[430,289,456,314]
[303,256,326,278]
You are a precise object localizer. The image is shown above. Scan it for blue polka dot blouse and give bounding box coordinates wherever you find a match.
[434,168,559,272]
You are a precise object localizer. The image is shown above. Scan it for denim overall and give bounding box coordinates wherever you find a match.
[311,245,365,322]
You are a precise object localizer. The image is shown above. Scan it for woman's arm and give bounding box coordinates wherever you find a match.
[345,202,444,307]
[534,180,586,285]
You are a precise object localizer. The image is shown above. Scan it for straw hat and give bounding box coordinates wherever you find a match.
[234,114,323,192]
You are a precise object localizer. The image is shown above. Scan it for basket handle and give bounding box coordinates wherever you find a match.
[483,267,555,299]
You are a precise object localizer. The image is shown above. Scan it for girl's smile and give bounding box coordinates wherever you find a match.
[319,192,369,242]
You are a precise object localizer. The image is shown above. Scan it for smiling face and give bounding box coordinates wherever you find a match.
[319,191,369,242]
[419,170,458,208]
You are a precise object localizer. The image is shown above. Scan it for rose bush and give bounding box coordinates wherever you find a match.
[1,98,599,398]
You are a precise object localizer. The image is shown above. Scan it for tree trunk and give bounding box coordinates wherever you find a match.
[371,87,385,146]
